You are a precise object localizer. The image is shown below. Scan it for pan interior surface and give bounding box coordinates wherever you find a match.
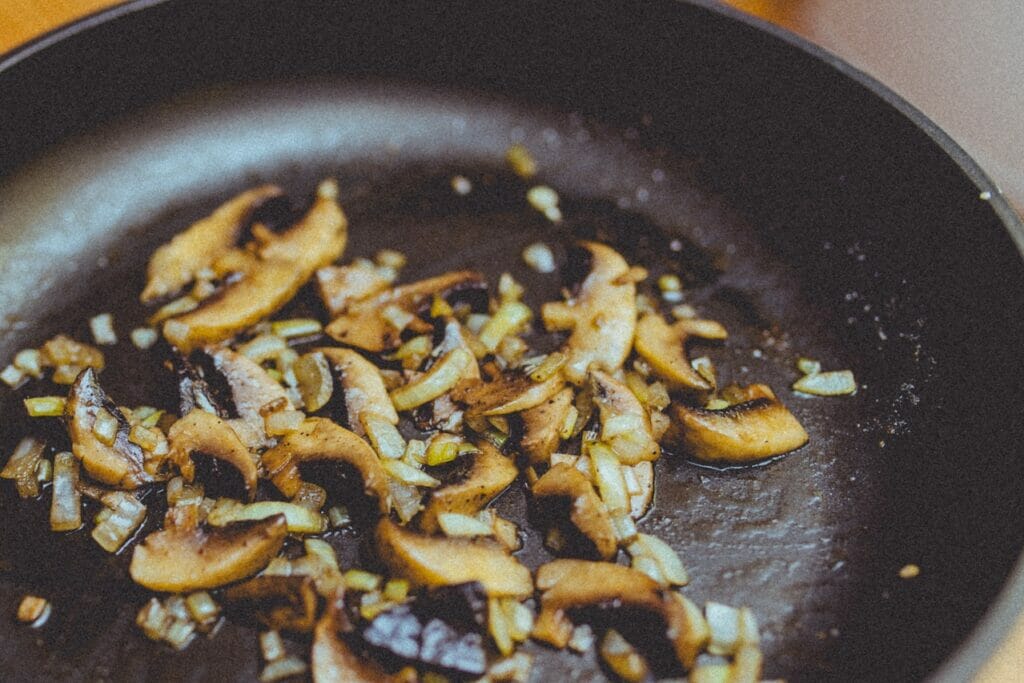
[1,2,1023,682]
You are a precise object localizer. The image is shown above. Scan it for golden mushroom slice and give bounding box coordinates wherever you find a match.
[206,346,292,448]
[141,184,283,303]
[129,514,287,592]
[532,463,617,560]
[65,368,153,488]
[452,371,565,418]
[375,518,533,598]
[592,370,660,465]
[318,347,398,436]
[261,417,390,513]
[223,574,319,632]
[634,312,714,393]
[541,241,636,385]
[534,559,707,670]
[312,600,417,683]
[667,385,808,464]
[519,386,574,464]
[167,408,258,501]
[419,441,518,533]
[163,181,347,351]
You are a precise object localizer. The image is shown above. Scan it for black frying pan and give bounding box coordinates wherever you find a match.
[1,1,1023,681]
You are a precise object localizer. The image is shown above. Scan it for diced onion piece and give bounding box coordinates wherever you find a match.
[288,351,333,413]
[50,452,82,531]
[90,313,118,345]
[498,272,525,303]
[425,433,462,466]
[129,424,162,452]
[526,185,561,222]
[270,318,322,339]
[383,578,410,602]
[489,598,514,656]
[137,598,169,640]
[260,629,286,662]
[327,505,351,528]
[705,602,742,656]
[568,624,596,653]
[732,645,764,683]
[259,656,307,682]
[166,476,204,506]
[389,480,423,523]
[239,334,288,363]
[343,569,382,592]
[589,442,629,513]
[403,439,427,465]
[292,482,328,511]
[793,369,857,396]
[438,512,494,537]
[738,607,760,645]
[186,591,220,626]
[528,352,566,383]
[92,492,147,553]
[14,348,43,377]
[35,458,52,482]
[796,357,822,375]
[674,317,728,340]
[430,294,455,318]
[208,500,325,534]
[451,175,473,195]
[2,436,45,498]
[92,407,119,446]
[130,327,159,350]
[392,335,433,369]
[264,409,306,436]
[488,652,534,683]
[149,295,199,325]
[705,398,730,410]
[381,304,415,332]
[522,241,556,273]
[478,301,532,353]
[691,356,716,386]
[24,396,66,417]
[165,617,197,650]
[496,335,528,368]
[690,663,732,683]
[389,349,473,412]
[610,510,638,544]
[16,595,51,626]
[0,364,25,387]
[506,144,537,179]
[381,458,441,488]
[627,533,689,586]
[600,629,650,683]
[657,273,682,293]
[362,412,406,459]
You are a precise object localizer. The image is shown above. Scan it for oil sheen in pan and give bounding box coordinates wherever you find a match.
[0,82,885,681]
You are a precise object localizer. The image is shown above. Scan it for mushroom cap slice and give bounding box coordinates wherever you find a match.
[163,183,347,351]
[668,387,809,463]
[65,368,153,488]
[223,574,319,632]
[541,241,636,385]
[452,371,565,418]
[592,369,660,465]
[318,347,399,434]
[207,346,292,448]
[375,519,533,598]
[129,514,287,592]
[141,184,283,303]
[532,463,617,560]
[312,601,416,683]
[519,387,574,465]
[168,408,258,501]
[634,313,713,392]
[261,417,390,512]
[419,441,518,533]
[324,270,485,353]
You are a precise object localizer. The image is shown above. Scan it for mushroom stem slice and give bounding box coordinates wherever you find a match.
[668,387,809,463]
[634,313,713,392]
[532,464,617,560]
[65,368,153,488]
[375,519,533,598]
[168,409,258,501]
[419,441,518,533]
[453,371,565,418]
[129,514,287,592]
[592,370,660,465]
[519,387,574,465]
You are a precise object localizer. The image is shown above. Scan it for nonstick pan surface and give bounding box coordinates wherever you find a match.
[1,2,1023,681]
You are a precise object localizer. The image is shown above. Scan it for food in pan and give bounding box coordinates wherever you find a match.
[1,152,854,681]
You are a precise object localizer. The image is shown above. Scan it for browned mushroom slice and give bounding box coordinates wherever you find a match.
[312,600,417,683]
[163,182,347,351]
[667,386,808,464]
[419,441,518,533]
[532,464,617,560]
[65,368,153,488]
[452,371,565,418]
[167,409,258,501]
[318,347,398,436]
[206,346,291,448]
[634,313,713,392]
[141,184,283,303]
[324,270,486,353]
[223,574,318,632]
[541,241,636,384]
[519,386,574,465]
[534,559,706,669]
[592,370,660,465]
[129,514,287,592]
[375,519,532,598]
[261,417,390,513]
[316,260,392,318]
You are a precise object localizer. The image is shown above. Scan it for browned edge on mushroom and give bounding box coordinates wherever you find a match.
[223,574,319,632]
[312,598,417,683]
[419,440,518,533]
[167,408,258,501]
[532,463,618,560]
[519,386,574,465]
[317,347,398,437]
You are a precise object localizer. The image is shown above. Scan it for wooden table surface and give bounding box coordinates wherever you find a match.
[1,1,1021,681]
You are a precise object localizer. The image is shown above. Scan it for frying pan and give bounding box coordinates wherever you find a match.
[1,1,1023,681]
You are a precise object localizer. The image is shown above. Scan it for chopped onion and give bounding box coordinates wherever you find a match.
[425,433,462,466]
[796,357,822,375]
[0,364,25,388]
[388,480,423,523]
[362,413,406,459]
[264,409,305,436]
[291,351,333,411]
[600,629,649,683]
[381,458,441,488]
[207,500,325,534]
[589,442,629,513]
[793,370,857,396]
[24,396,66,417]
[675,317,728,340]
[478,301,532,352]
[92,407,119,446]
[137,598,169,641]
[526,185,561,222]
[627,533,689,586]
[90,313,118,345]
[389,349,473,412]
[451,175,473,195]
[383,578,410,602]
[91,492,147,553]
[164,617,197,650]
[2,436,45,498]
[186,591,220,627]
[260,629,286,662]
[16,595,51,627]
[13,348,43,377]
[527,352,566,383]
[489,598,514,656]
[259,656,308,682]
[130,327,159,350]
[148,295,198,325]
[522,241,556,274]
[506,144,537,179]
[610,510,638,544]
[691,356,716,386]
[239,334,288,363]
[438,512,494,537]
[343,569,382,592]
[50,452,82,531]
[487,652,533,683]
[568,624,595,653]
[270,318,322,339]
[292,482,328,511]
[705,602,742,655]
[392,335,433,369]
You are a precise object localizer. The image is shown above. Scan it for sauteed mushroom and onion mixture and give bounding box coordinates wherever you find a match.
[2,152,854,682]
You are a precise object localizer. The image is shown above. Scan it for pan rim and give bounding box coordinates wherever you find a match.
[1,1,1023,680]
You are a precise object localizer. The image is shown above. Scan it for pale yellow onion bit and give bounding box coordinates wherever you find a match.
[389,348,474,412]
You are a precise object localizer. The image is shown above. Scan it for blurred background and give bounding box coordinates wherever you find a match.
[1,0,1022,679]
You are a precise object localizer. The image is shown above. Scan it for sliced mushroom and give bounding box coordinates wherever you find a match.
[667,385,808,463]
[65,368,153,488]
[519,387,574,465]
[312,600,416,683]
[541,242,636,384]
[168,408,258,501]
[141,184,283,302]
[634,313,713,392]
[592,370,660,465]
[533,559,706,670]
[261,417,390,513]
[223,574,318,632]
[316,260,392,318]
[318,347,398,436]
[532,463,617,560]
[452,371,565,418]
[206,346,292,448]
[163,182,347,351]
[129,514,287,592]
[419,441,518,533]
[375,519,532,598]
[324,271,486,353]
